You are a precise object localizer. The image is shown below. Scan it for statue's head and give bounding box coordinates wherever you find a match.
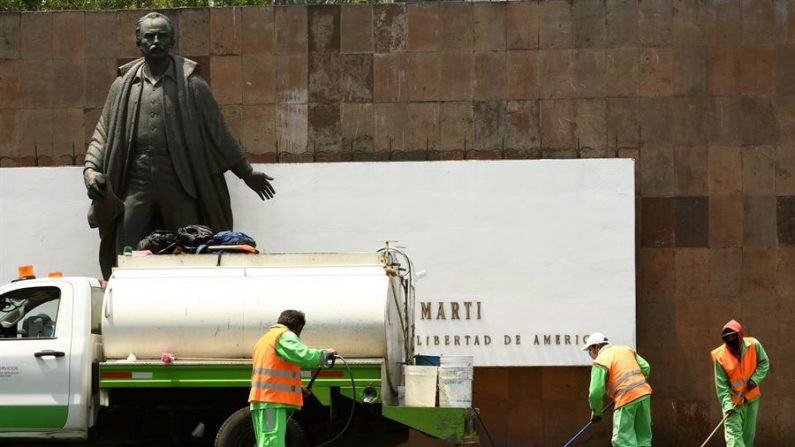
[135,12,175,61]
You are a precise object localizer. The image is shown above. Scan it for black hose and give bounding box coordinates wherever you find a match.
[312,354,357,447]
[473,406,497,447]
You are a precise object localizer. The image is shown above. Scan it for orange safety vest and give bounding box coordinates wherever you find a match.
[711,337,760,405]
[248,325,304,406]
[594,345,652,409]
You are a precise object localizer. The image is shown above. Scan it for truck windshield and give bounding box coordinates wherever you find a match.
[0,286,61,339]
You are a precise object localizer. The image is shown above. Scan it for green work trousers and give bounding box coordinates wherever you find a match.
[724,399,759,447]
[612,396,652,447]
[251,406,289,447]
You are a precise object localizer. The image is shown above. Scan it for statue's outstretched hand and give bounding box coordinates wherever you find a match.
[244,171,275,200]
[84,171,107,200]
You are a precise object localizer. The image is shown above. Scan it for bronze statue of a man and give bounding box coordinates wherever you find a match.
[84,12,274,278]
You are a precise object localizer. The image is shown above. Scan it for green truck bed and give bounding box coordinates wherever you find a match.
[99,360,479,445]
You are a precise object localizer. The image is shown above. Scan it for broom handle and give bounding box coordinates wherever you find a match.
[700,410,732,447]
[562,401,614,447]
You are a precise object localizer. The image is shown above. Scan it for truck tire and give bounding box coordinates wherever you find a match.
[215,406,309,447]
[215,407,256,447]
[286,418,310,447]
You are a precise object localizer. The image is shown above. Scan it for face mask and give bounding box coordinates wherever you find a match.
[588,348,598,360]
[723,335,739,347]
[44,327,54,337]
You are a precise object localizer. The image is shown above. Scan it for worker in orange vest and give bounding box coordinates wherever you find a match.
[582,332,653,447]
[249,310,336,447]
[711,320,769,447]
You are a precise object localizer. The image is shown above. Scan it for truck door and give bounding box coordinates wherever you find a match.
[0,282,73,430]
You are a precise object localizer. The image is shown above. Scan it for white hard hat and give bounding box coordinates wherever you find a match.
[581,332,609,351]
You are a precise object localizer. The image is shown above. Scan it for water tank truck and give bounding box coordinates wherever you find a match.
[0,249,480,446]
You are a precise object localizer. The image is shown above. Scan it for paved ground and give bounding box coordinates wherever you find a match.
[0,414,413,447]
[0,433,412,447]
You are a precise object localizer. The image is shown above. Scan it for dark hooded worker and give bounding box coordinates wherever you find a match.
[710,320,770,447]
[83,12,275,279]
[582,332,653,447]
[249,310,336,447]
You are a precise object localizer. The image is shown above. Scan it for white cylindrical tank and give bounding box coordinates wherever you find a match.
[101,254,401,361]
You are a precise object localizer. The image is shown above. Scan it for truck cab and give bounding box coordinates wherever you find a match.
[0,273,103,439]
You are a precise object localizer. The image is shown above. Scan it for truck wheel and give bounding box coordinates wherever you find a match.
[215,406,309,447]
[286,418,309,447]
[215,407,256,447]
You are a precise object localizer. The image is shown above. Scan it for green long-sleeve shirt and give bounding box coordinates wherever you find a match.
[713,338,769,412]
[275,330,330,369]
[588,348,650,414]
[251,326,331,411]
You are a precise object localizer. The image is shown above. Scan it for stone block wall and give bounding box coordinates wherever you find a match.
[1,1,795,445]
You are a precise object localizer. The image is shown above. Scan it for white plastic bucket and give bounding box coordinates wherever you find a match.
[440,355,474,368]
[404,365,438,407]
[438,355,473,408]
